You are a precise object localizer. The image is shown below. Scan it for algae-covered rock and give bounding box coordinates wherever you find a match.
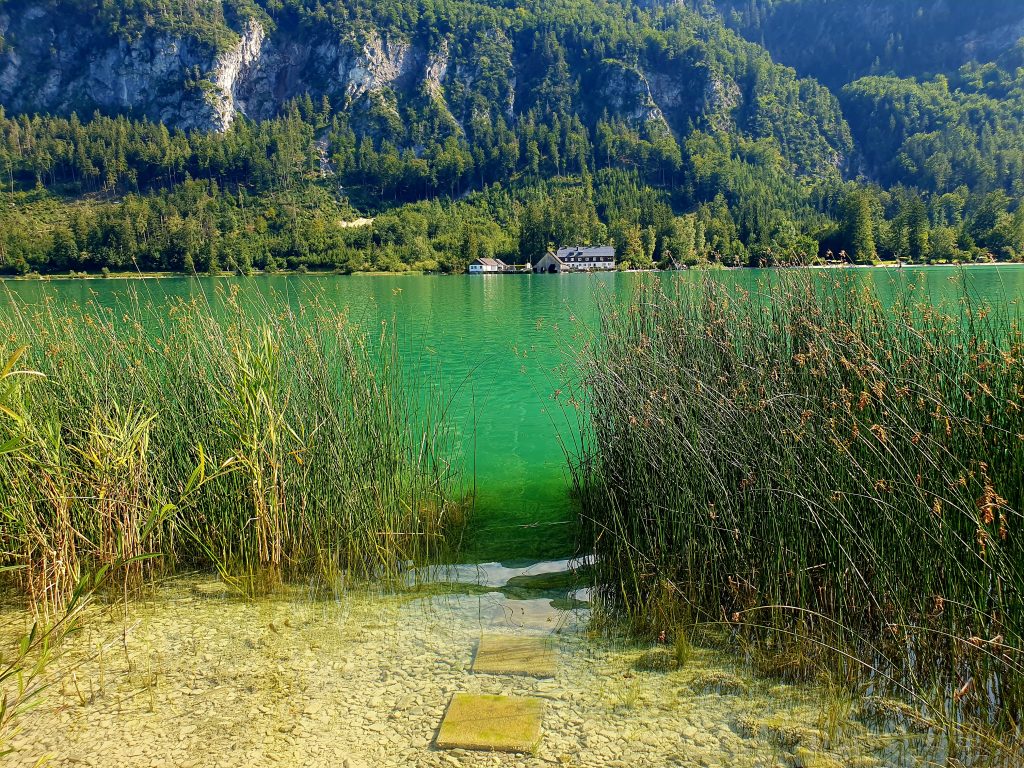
[847,758,886,768]
[858,695,933,733]
[436,693,544,753]
[400,581,493,600]
[190,580,228,598]
[689,670,749,695]
[634,647,678,672]
[503,568,586,594]
[473,634,557,678]
[790,747,845,768]
[735,715,821,749]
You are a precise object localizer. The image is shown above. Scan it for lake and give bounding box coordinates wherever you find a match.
[4,265,1023,563]
[4,264,1022,768]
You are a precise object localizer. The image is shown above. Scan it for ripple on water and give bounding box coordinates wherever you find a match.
[4,564,927,768]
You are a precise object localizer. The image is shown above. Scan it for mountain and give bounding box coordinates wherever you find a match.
[0,0,848,172]
[0,0,1020,276]
[699,1,1024,203]
[701,0,1024,89]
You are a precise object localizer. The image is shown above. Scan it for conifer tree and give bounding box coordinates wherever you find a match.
[843,190,877,263]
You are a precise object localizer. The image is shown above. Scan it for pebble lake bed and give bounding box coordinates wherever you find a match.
[7,561,931,768]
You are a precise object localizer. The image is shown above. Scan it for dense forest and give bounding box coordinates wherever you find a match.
[0,0,1021,275]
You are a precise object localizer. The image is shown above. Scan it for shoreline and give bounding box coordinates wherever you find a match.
[0,260,1017,282]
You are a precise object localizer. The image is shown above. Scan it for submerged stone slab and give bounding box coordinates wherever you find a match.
[436,693,544,753]
[190,580,228,598]
[486,596,579,633]
[473,634,557,678]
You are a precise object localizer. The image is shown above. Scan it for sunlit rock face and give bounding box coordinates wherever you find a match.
[0,3,458,133]
[0,3,415,131]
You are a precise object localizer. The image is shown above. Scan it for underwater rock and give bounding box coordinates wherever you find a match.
[473,634,557,677]
[190,580,228,598]
[847,758,887,768]
[436,693,545,753]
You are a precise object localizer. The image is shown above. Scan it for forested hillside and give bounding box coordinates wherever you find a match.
[0,0,1020,274]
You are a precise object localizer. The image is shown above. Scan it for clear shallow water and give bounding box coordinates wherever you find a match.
[5,567,931,768]
[3,265,1023,561]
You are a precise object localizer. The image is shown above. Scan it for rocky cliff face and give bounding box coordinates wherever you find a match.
[230,26,423,123]
[209,19,265,130]
[0,0,850,174]
[597,61,671,130]
[0,2,222,128]
[0,2,429,130]
[0,1,723,136]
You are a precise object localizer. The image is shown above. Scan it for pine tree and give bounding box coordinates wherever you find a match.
[48,228,79,271]
[620,225,645,268]
[844,191,877,263]
[905,196,930,262]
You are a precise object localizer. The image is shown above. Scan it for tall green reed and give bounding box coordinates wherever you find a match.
[571,272,1024,761]
[0,285,466,614]
[0,346,113,755]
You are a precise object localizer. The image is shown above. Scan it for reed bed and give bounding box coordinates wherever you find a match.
[0,285,466,615]
[571,272,1024,761]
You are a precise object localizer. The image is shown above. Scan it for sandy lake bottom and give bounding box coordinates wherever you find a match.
[6,561,934,768]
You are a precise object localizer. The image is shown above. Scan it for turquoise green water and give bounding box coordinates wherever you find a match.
[4,266,1023,561]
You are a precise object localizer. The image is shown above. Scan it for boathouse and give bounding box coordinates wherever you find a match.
[533,246,616,273]
[468,257,511,274]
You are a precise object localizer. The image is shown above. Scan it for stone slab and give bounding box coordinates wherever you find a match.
[473,634,557,678]
[435,693,544,753]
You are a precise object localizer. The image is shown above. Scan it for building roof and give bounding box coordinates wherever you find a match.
[471,257,506,266]
[555,245,615,260]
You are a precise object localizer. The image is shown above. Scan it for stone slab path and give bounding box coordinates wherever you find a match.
[436,693,544,752]
[437,633,557,753]
[473,635,557,678]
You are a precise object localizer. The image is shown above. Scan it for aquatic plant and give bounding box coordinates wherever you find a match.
[571,272,1024,763]
[0,566,106,757]
[0,285,466,614]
